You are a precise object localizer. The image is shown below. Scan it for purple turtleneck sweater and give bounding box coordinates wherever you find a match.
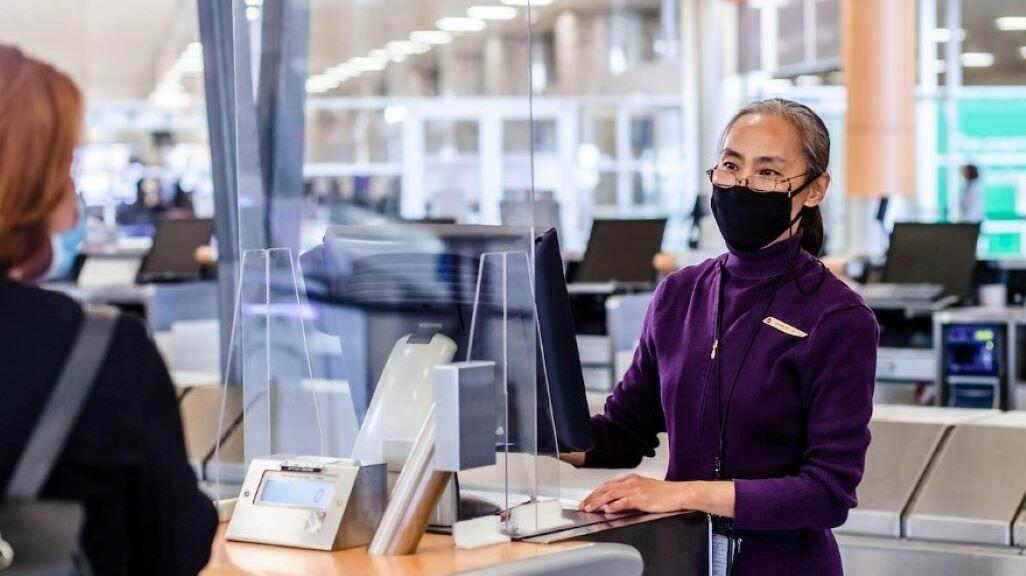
[585,234,879,575]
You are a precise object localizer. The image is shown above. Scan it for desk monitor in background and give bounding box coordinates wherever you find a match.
[574,218,667,284]
[138,218,215,283]
[76,256,143,289]
[301,224,593,454]
[882,222,981,301]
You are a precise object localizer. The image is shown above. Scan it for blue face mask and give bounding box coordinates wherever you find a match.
[44,197,87,282]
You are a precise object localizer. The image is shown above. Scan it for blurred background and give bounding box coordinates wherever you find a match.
[4,0,1023,259]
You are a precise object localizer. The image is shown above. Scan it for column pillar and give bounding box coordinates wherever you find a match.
[842,0,916,200]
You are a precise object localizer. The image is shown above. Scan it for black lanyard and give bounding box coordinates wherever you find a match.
[710,259,790,481]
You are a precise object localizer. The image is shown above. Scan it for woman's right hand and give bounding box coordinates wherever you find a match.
[560,452,586,467]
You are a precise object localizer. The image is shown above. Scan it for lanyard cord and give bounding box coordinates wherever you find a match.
[711,242,802,480]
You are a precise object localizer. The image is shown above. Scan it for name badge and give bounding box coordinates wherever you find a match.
[763,316,808,338]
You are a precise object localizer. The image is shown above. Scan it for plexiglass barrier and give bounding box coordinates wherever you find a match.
[214,0,573,537]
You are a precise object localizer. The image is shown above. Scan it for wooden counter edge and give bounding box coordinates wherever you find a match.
[202,523,591,576]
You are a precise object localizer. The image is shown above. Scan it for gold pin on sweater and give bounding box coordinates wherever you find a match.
[763,317,808,338]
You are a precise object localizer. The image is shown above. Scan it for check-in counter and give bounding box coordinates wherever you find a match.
[838,405,998,538]
[839,408,1026,574]
[905,411,1026,546]
[1016,506,1026,548]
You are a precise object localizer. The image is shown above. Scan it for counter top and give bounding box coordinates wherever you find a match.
[201,524,589,576]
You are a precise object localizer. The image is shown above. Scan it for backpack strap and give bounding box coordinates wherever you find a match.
[5,306,119,499]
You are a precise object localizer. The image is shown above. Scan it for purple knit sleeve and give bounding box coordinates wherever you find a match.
[584,281,668,469]
[733,304,878,531]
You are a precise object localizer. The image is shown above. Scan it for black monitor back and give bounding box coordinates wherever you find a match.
[882,222,980,300]
[138,218,214,283]
[301,224,593,453]
[575,218,667,283]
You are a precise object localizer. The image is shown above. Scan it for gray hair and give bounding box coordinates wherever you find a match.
[718,98,831,176]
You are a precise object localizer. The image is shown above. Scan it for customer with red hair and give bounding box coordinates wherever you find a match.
[0,46,217,575]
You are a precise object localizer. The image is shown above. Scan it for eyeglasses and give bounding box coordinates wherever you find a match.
[706,167,812,195]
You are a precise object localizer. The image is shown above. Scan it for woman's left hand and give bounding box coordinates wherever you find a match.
[578,473,691,514]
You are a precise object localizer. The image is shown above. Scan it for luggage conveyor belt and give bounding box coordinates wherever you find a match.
[905,411,1026,546]
[1016,506,1026,547]
[838,407,1026,574]
[837,406,998,538]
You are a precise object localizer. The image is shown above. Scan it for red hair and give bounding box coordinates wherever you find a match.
[0,45,83,272]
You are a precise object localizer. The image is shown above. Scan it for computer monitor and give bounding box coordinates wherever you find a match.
[882,222,981,301]
[137,218,215,283]
[300,224,593,454]
[574,218,667,284]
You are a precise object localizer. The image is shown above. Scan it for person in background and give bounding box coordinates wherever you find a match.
[0,46,217,575]
[564,98,878,575]
[169,180,195,215]
[960,163,983,222]
[117,177,167,227]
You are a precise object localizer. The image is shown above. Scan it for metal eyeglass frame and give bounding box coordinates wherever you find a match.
[705,167,815,196]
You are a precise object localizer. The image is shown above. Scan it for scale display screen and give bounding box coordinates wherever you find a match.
[257,473,335,510]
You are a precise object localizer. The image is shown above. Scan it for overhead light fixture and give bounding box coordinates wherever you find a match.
[175,57,203,73]
[245,6,261,21]
[350,57,387,72]
[468,5,518,20]
[961,52,994,67]
[411,30,453,45]
[387,40,427,57]
[929,28,965,43]
[996,16,1026,31]
[436,17,486,33]
[325,64,355,81]
[306,74,340,90]
[501,0,553,6]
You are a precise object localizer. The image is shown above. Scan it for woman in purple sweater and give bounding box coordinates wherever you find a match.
[567,98,879,575]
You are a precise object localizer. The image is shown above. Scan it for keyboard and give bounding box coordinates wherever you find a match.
[858,283,946,303]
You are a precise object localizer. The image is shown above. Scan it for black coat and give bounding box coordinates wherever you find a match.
[0,277,217,575]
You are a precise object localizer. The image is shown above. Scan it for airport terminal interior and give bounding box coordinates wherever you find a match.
[3,0,1026,574]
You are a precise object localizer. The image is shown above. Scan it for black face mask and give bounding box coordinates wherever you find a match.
[711,181,812,252]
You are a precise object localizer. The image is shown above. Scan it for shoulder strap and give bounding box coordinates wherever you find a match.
[6,305,120,499]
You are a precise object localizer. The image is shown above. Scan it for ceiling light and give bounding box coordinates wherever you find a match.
[325,64,355,81]
[411,30,453,45]
[175,57,203,73]
[436,17,486,33]
[501,0,553,6]
[245,6,261,21]
[929,28,965,43]
[468,6,518,20]
[961,52,994,67]
[350,57,387,72]
[387,40,426,57]
[306,74,340,89]
[996,17,1026,31]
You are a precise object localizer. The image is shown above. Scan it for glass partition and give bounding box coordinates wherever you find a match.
[216,0,572,536]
